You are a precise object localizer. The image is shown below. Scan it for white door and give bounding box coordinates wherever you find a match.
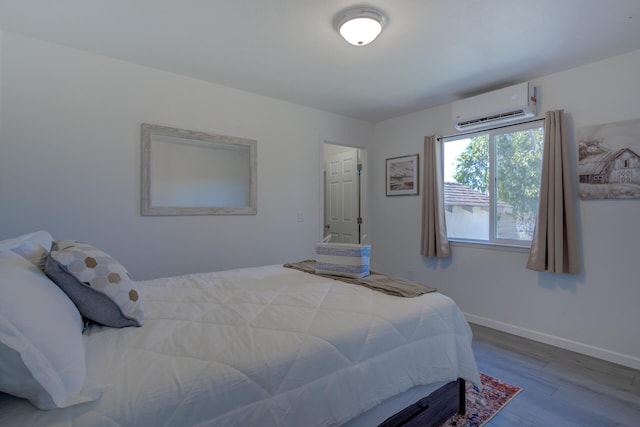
[325,148,360,243]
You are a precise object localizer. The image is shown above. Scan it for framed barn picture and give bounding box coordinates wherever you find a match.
[578,117,640,199]
[386,154,419,196]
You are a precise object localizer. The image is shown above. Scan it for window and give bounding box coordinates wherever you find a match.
[443,122,544,246]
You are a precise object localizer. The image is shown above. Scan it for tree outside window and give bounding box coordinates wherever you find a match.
[443,123,544,245]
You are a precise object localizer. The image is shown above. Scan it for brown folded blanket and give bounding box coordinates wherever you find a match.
[283,260,436,298]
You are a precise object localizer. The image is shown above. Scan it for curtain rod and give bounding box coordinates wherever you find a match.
[437,117,546,141]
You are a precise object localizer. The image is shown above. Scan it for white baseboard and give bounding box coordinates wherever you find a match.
[465,313,640,371]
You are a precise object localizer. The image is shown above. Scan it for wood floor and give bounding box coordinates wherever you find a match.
[469,323,640,427]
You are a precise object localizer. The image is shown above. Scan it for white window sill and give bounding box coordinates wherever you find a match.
[448,239,531,254]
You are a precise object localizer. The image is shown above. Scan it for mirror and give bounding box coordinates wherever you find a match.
[141,123,257,215]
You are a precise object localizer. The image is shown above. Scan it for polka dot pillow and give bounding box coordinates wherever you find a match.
[45,241,143,328]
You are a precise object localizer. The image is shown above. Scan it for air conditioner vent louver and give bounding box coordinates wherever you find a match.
[456,109,527,130]
[452,82,537,131]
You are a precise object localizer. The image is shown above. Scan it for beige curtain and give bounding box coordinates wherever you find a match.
[526,110,579,274]
[421,135,451,258]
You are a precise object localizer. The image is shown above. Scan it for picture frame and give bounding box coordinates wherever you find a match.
[386,154,419,196]
[577,117,640,199]
[141,123,257,215]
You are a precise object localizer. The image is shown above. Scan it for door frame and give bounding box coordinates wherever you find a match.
[319,140,368,244]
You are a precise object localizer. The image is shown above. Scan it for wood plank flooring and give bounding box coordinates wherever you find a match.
[469,323,640,427]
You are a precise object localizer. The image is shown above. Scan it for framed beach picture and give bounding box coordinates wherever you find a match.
[386,154,419,196]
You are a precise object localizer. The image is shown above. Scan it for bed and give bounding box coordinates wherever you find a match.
[0,232,480,427]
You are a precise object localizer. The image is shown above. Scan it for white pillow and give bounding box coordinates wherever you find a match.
[0,250,101,409]
[0,230,54,252]
[11,240,48,271]
[16,230,54,251]
[0,231,54,270]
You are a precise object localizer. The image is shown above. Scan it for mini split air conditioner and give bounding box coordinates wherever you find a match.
[452,82,537,131]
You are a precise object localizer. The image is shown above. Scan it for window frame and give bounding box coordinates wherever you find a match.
[442,120,544,248]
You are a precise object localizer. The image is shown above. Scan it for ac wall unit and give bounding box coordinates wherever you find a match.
[452,82,537,131]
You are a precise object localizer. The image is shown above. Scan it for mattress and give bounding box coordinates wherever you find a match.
[0,264,480,426]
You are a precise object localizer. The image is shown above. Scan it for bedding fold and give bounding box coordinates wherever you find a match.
[283,259,437,297]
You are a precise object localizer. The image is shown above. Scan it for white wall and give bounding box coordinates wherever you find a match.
[2,30,639,370]
[370,49,640,369]
[0,33,373,280]
[0,28,3,126]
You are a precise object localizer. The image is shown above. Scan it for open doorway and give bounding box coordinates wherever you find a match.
[322,142,367,244]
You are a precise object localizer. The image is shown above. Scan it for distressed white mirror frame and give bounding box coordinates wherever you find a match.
[141,123,257,215]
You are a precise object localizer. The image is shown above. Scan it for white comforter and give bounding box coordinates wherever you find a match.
[0,265,480,427]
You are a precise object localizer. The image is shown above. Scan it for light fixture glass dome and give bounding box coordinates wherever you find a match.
[334,7,387,46]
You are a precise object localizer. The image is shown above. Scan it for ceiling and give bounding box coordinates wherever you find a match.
[1,0,640,123]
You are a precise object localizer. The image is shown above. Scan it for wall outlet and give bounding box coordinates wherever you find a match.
[297,211,304,222]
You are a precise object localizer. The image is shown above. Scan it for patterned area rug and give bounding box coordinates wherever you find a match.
[441,372,521,427]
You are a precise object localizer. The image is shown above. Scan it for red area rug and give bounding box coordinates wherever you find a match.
[441,372,521,427]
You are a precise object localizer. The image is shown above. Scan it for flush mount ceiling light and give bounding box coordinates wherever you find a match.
[334,6,387,46]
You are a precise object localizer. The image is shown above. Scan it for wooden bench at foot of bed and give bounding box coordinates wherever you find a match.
[378,379,465,427]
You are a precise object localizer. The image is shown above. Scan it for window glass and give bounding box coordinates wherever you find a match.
[443,122,544,246]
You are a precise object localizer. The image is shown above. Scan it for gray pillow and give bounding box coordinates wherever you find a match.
[45,240,143,328]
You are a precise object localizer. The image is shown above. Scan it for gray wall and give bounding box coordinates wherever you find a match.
[370,49,640,369]
[0,33,373,279]
[2,30,639,370]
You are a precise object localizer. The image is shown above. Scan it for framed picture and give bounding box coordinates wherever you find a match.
[578,117,640,199]
[386,154,419,196]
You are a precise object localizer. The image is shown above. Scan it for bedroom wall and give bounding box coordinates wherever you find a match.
[370,49,640,369]
[0,28,3,122]
[2,31,638,371]
[0,32,373,280]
